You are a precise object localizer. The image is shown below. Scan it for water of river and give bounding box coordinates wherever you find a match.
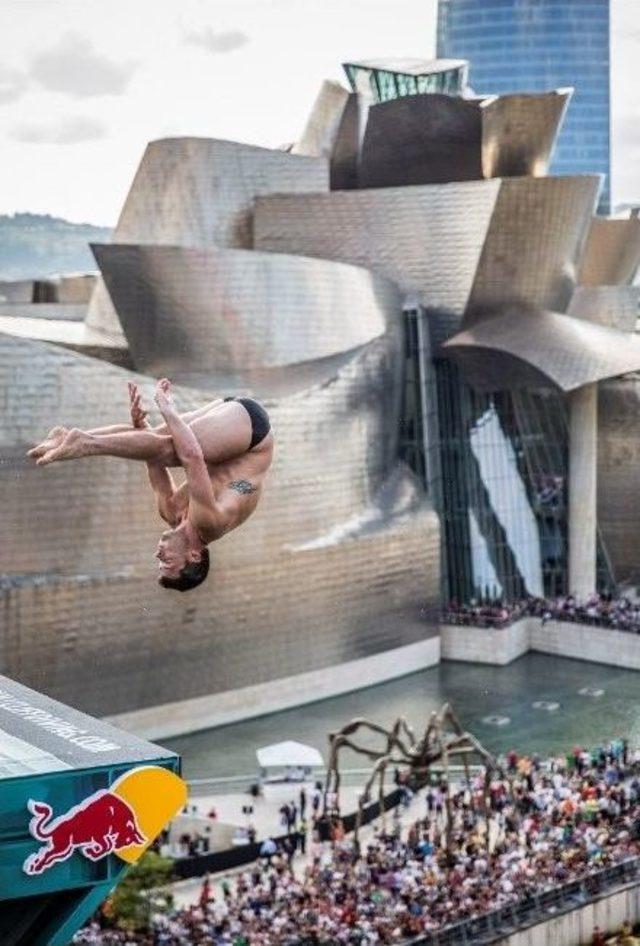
[162,653,640,780]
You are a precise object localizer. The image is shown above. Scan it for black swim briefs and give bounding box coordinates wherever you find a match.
[224,396,271,449]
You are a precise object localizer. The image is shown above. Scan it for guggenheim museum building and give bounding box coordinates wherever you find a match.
[2,56,640,736]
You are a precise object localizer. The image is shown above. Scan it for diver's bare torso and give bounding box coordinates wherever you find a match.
[169,432,274,542]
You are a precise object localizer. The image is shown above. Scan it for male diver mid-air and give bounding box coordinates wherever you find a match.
[27,380,274,592]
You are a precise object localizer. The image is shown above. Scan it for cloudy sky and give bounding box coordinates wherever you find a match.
[0,0,638,225]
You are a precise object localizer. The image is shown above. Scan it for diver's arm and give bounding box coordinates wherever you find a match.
[130,380,223,434]
[153,400,224,434]
[154,380,228,534]
[129,381,178,524]
[146,463,179,525]
[155,385,205,467]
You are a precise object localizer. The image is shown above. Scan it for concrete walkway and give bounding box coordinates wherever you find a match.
[184,781,366,840]
[169,781,431,909]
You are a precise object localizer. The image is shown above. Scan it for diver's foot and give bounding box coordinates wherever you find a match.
[28,426,69,459]
[36,428,89,466]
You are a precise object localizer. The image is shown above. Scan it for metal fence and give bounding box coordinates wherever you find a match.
[442,609,640,636]
[187,764,481,797]
[400,857,640,946]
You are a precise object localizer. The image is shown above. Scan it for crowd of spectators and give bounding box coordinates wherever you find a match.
[74,742,640,946]
[443,593,640,633]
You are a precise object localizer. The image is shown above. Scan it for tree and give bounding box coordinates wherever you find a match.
[106,851,175,931]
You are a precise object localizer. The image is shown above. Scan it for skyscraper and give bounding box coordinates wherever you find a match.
[437,0,611,212]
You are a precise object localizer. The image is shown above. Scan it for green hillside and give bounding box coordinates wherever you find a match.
[0,213,112,279]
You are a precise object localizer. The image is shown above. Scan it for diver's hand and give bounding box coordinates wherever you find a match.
[128,382,149,429]
[154,378,176,417]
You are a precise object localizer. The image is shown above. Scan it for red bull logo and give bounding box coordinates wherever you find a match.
[24,791,147,875]
[22,764,188,876]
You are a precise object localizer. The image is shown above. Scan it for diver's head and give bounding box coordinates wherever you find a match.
[156,523,210,592]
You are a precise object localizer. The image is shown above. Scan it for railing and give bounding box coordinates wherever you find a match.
[398,857,640,946]
[187,764,482,797]
[442,609,640,635]
[173,830,303,880]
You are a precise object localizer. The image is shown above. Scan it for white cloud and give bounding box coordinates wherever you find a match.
[12,116,107,145]
[183,27,249,54]
[0,65,28,105]
[615,116,640,151]
[29,32,138,98]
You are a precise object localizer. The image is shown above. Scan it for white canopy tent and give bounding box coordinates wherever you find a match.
[256,740,323,773]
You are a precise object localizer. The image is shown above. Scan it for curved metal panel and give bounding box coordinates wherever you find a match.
[330,92,363,191]
[92,243,396,381]
[111,138,328,251]
[465,175,600,323]
[352,89,570,190]
[292,80,350,157]
[481,89,572,178]
[568,285,640,332]
[444,306,640,392]
[578,216,640,287]
[359,94,483,188]
[86,138,329,340]
[255,179,501,315]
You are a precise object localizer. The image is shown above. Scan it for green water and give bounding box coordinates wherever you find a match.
[162,654,640,780]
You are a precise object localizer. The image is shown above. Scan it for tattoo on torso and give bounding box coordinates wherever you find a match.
[228,479,257,495]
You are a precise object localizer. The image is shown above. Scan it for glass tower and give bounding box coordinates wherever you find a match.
[437,0,611,212]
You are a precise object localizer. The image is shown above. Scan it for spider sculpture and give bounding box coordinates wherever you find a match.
[324,702,499,842]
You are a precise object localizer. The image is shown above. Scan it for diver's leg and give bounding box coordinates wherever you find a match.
[152,400,225,434]
[38,407,217,443]
[34,428,177,466]
[28,403,223,460]
[94,401,252,466]
[30,401,249,467]
[86,402,222,436]
[28,423,137,460]
[27,426,74,458]
[82,423,134,436]
[187,401,253,464]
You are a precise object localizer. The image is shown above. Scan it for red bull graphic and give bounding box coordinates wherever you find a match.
[22,764,188,876]
[23,790,147,875]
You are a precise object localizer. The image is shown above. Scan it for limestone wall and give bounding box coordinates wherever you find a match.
[440,617,640,670]
[440,621,529,665]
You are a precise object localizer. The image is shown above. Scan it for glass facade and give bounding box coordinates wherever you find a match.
[399,309,434,490]
[403,309,614,605]
[432,360,615,604]
[437,0,611,212]
[343,62,467,103]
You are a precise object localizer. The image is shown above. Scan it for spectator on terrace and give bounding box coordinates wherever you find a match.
[299,786,307,820]
[444,592,640,635]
